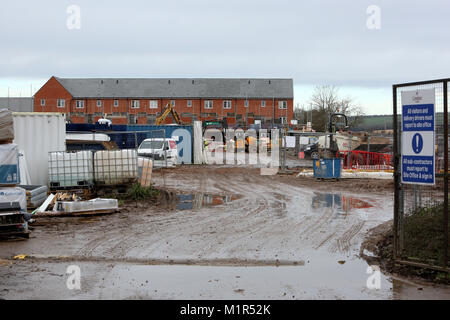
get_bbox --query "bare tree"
[309,85,364,131]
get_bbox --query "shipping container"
[13,112,66,186]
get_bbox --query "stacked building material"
[0,109,19,186]
[0,109,26,213]
[0,144,20,185]
[0,109,14,143]
[19,185,48,209]
[0,187,27,211]
[35,193,118,217]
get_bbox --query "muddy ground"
[0,165,449,299]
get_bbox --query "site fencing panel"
[50,129,174,190]
[66,124,193,164]
[393,79,449,271]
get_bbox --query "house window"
[40,99,45,106]
[114,100,119,107]
[278,101,287,109]
[244,100,249,107]
[149,100,158,109]
[261,100,266,107]
[204,100,213,109]
[171,100,176,106]
[76,100,84,108]
[223,100,232,109]
[97,100,102,107]
[131,100,140,109]
[57,99,65,108]
[280,117,287,124]
[187,100,192,108]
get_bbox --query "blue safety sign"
[401,89,435,185]
[411,133,423,154]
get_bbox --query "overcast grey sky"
[0,0,449,114]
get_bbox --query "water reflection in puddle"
[312,194,374,217]
[176,194,239,211]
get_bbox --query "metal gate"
[393,78,449,271]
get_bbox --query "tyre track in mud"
[330,221,366,253]
[0,166,391,265]
[172,174,271,258]
[236,174,320,255]
[155,168,385,260]
[152,171,289,259]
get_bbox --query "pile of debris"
[35,192,119,217]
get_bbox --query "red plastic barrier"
[336,150,393,171]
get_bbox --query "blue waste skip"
[313,158,342,179]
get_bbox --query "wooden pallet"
[48,187,94,200]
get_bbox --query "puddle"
[176,193,239,211]
[65,253,449,300]
[311,193,374,217]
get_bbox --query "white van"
[138,138,178,165]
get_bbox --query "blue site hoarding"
[401,89,435,185]
[66,124,193,164]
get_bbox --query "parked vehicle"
[138,138,178,163]
[304,142,320,159]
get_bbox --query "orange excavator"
[156,102,183,125]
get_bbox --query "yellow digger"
[155,102,183,125]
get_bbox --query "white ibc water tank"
[94,149,137,185]
[48,151,94,187]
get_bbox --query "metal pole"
[413,185,417,211]
[392,85,400,260]
[283,130,287,171]
[443,81,448,269]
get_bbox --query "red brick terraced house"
[34,77,294,127]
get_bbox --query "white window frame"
[131,100,140,109]
[204,100,213,109]
[57,99,65,108]
[114,100,119,107]
[96,100,102,107]
[76,100,84,108]
[40,99,45,106]
[261,100,266,107]
[171,100,176,106]
[149,100,158,109]
[244,100,249,108]
[187,100,192,108]
[223,100,232,109]
[278,101,287,109]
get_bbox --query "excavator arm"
[156,103,182,125]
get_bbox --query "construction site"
[1,4,450,315]
[0,74,448,301]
